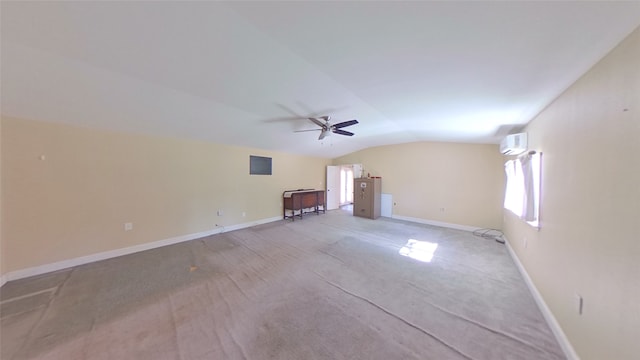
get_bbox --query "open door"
[326,166,340,210]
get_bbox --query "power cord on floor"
[473,228,506,244]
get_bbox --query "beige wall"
[503,28,640,359]
[334,142,505,229]
[1,117,330,273]
[1,119,4,279]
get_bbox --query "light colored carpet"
[1,209,565,359]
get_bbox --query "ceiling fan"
[294,116,359,140]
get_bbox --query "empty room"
[1,2,638,360]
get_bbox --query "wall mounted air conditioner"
[500,133,528,155]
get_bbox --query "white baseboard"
[391,215,483,233]
[504,238,580,360]
[1,216,283,285]
[222,216,282,232]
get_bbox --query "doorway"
[340,167,354,206]
[327,164,362,211]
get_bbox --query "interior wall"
[1,117,330,274]
[334,142,504,229]
[0,119,4,282]
[503,27,640,359]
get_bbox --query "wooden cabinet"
[283,189,325,221]
[354,178,381,219]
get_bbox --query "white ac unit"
[500,133,528,155]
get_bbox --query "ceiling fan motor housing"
[295,116,359,140]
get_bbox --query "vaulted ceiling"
[2,1,639,158]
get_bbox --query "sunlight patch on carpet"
[399,239,438,263]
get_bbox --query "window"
[504,152,542,227]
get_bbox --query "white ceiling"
[2,1,639,158]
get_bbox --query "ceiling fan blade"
[319,115,330,121]
[318,130,329,140]
[308,117,326,128]
[333,129,354,136]
[332,119,358,129]
[294,129,322,133]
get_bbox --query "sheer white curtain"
[504,160,523,216]
[522,152,541,224]
[504,152,541,226]
[520,154,536,221]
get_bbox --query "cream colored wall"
[1,117,330,273]
[1,119,4,281]
[334,142,505,229]
[503,28,640,359]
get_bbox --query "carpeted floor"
[1,208,565,359]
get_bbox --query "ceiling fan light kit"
[294,116,359,140]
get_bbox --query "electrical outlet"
[124,222,133,231]
[242,212,246,217]
[439,207,445,212]
[217,210,223,216]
